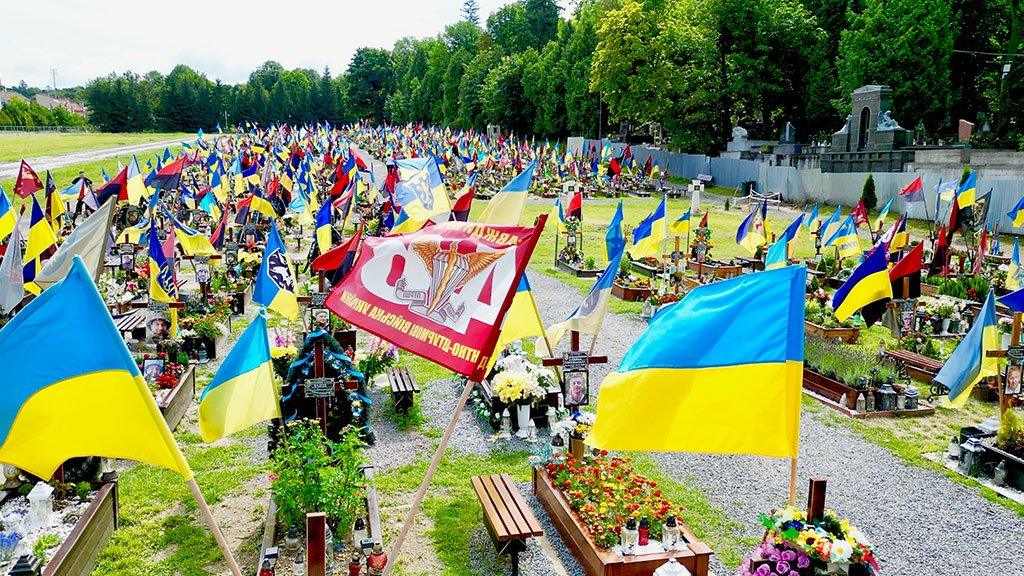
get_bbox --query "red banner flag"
[851,199,868,227]
[326,217,547,380]
[13,160,43,198]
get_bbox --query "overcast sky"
[2,0,512,89]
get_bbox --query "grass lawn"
[0,132,191,162]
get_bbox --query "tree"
[861,173,876,212]
[462,0,481,24]
[524,0,560,48]
[487,3,534,54]
[345,48,394,122]
[249,61,285,91]
[458,48,501,128]
[837,0,954,134]
[481,53,535,134]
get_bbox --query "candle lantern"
[367,542,388,575]
[348,554,363,575]
[621,518,639,554]
[877,380,897,411]
[500,409,512,440]
[855,393,866,413]
[905,387,919,410]
[292,550,305,576]
[352,517,368,551]
[653,558,692,576]
[7,554,40,576]
[638,517,650,546]
[947,436,961,460]
[661,515,681,550]
[551,433,565,457]
[526,421,537,443]
[285,526,301,552]
[258,559,274,576]
[25,483,54,532]
[994,459,1009,487]
[896,388,906,410]
[958,437,985,476]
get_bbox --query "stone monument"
[822,85,915,173]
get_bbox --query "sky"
[1,0,511,89]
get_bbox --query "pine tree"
[462,0,480,25]
[861,174,877,212]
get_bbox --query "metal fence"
[0,125,91,132]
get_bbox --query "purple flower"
[768,550,781,562]
[775,560,790,574]
[789,572,801,576]
[796,555,810,569]
[781,550,796,562]
[755,564,771,576]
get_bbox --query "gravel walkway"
[526,270,1024,576]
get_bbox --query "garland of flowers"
[737,506,879,576]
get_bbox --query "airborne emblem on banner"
[396,241,506,324]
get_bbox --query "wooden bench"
[112,310,146,341]
[696,173,713,185]
[471,473,543,576]
[884,349,943,383]
[385,367,421,414]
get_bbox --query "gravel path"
[526,270,1024,576]
[0,138,183,178]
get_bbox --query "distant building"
[0,91,27,106]
[33,93,87,116]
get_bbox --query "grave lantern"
[947,436,961,460]
[352,517,368,550]
[258,559,274,576]
[292,550,305,575]
[7,554,40,576]
[878,380,897,411]
[994,460,1009,487]
[661,515,681,550]
[855,393,866,413]
[896,388,906,410]
[367,542,388,575]
[905,387,919,410]
[654,558,692,576]
[621,518,639,554]
[550,432,565,457]
[348,554,362,575]
[958,437,986,476]
[25,483,54,532]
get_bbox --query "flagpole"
[789,457,798,505]
[383,378,476,576]
[188,478,243,576]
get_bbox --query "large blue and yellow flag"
[823,214,861,258]
[0,257,192,479]
[22,194,58,290]
[315,200,333,256]
[148,219,177,303]
[165,207,217,257]
[589,266,805,457]
[956,170,977,209]
[198,312,280,442]
[479,160,536,225]
[831,246,892,322]
[605,201,625,260]
[254,221,299,320]
[1008,196,1024,228]
[628,195,666,260]
[394,157,452,224]
[936,291,998,407]
[486,274,546,373]
[1008,238,1024,291]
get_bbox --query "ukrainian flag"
[1008,238,1023,291]
[486,275,546,373]
[198,312,281,442]
[23,194,58,288]
[250,190,277,219]
[956,170,977,208]
[874,198,893,230]
[670,209,691,235]
[209,170,228,204]
[823,214,861,259]
[148,219,177,303]
[254,221,298,320]
[735,206,765,255]
[764,236,788,270]
[242,162,260,185]
[831,246,892,322]
[538,251,622,357]
[394,157,452,223]
[818,205,842,239]
[629,196,666,260]
[803,203,819,232]
[1007,196,1024,228]
[127,156,148,205]
[0,257,192,480]
[0,188,14,243]
[315,200,333,256]
[589,266,805,457]
[166,209,217,257]
[605,201,625,260]
[479,160,536,226]
[937,291,998,406]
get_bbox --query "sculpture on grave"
[877,110,903,131]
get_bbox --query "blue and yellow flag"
[254,221,298,320]
[670,209,691,235]
[735,206,765,255]
[479,160,536,226]
[394,157,452,224]
[1008,238,1024,291]
[831,246,892,322]
[486,275,546,373]
[780,213,803,244]
[874,198,893,230]
[628,195,666,260]
[764,236,788,270]
[605,201,625,260]
[23,194,58,289]
[823,214,861,259]
[315,200,333,256]
[0,257,192,479]
[1008,196,1024,228]
[198,312,281,442]
[0,186,14,242]
[539,251,623,357]
[937,291,998,407]
[148,220,177,303]
[589,266,805,457]
[165,208,217,257]
[956,170,977,209]
[803,203,819,231]
[818,205,842,239]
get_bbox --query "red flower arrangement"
[545,454,683,549]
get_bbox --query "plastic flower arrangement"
[357,336,399,384]
[491,347,555,404]
[736,506,879,576]
[545,455,684,550]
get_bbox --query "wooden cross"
[541,330,608,412]
[181,254,223,299]
[986,311,1022,415]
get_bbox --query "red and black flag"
[210,205,231,250]
[312,223,363,287]
[13,160,42,198]
[607,158,621,177]
[862,242,923,327]
[451,173,477,222]
[152,156,186,191]
[94,166,129,206]
[643,156,653,177]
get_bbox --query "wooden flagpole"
[789,457,798,505]
[188,478,243,576]
[383,377,476,576]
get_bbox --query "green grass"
[92,423,264,576]
[0,131,190,162]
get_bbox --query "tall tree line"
[72,0,1024,152]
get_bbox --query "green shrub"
[33,534,60,563]
[861,174,877,212]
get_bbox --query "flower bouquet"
[491,348,555,437]
[736,506,879,576]
[357,335,399,385]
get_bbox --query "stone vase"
[514,403,532,438]
[569,437,585,461]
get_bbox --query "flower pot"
[569,437,585,461]
[514,403,531,438]
[941,318,951,335]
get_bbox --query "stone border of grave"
[532,467,712,576]
[42,481,118,576]
[802,368,935,419]
[555,259,601,278]
[803,321,860,344]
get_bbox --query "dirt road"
[0,138,183,178]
